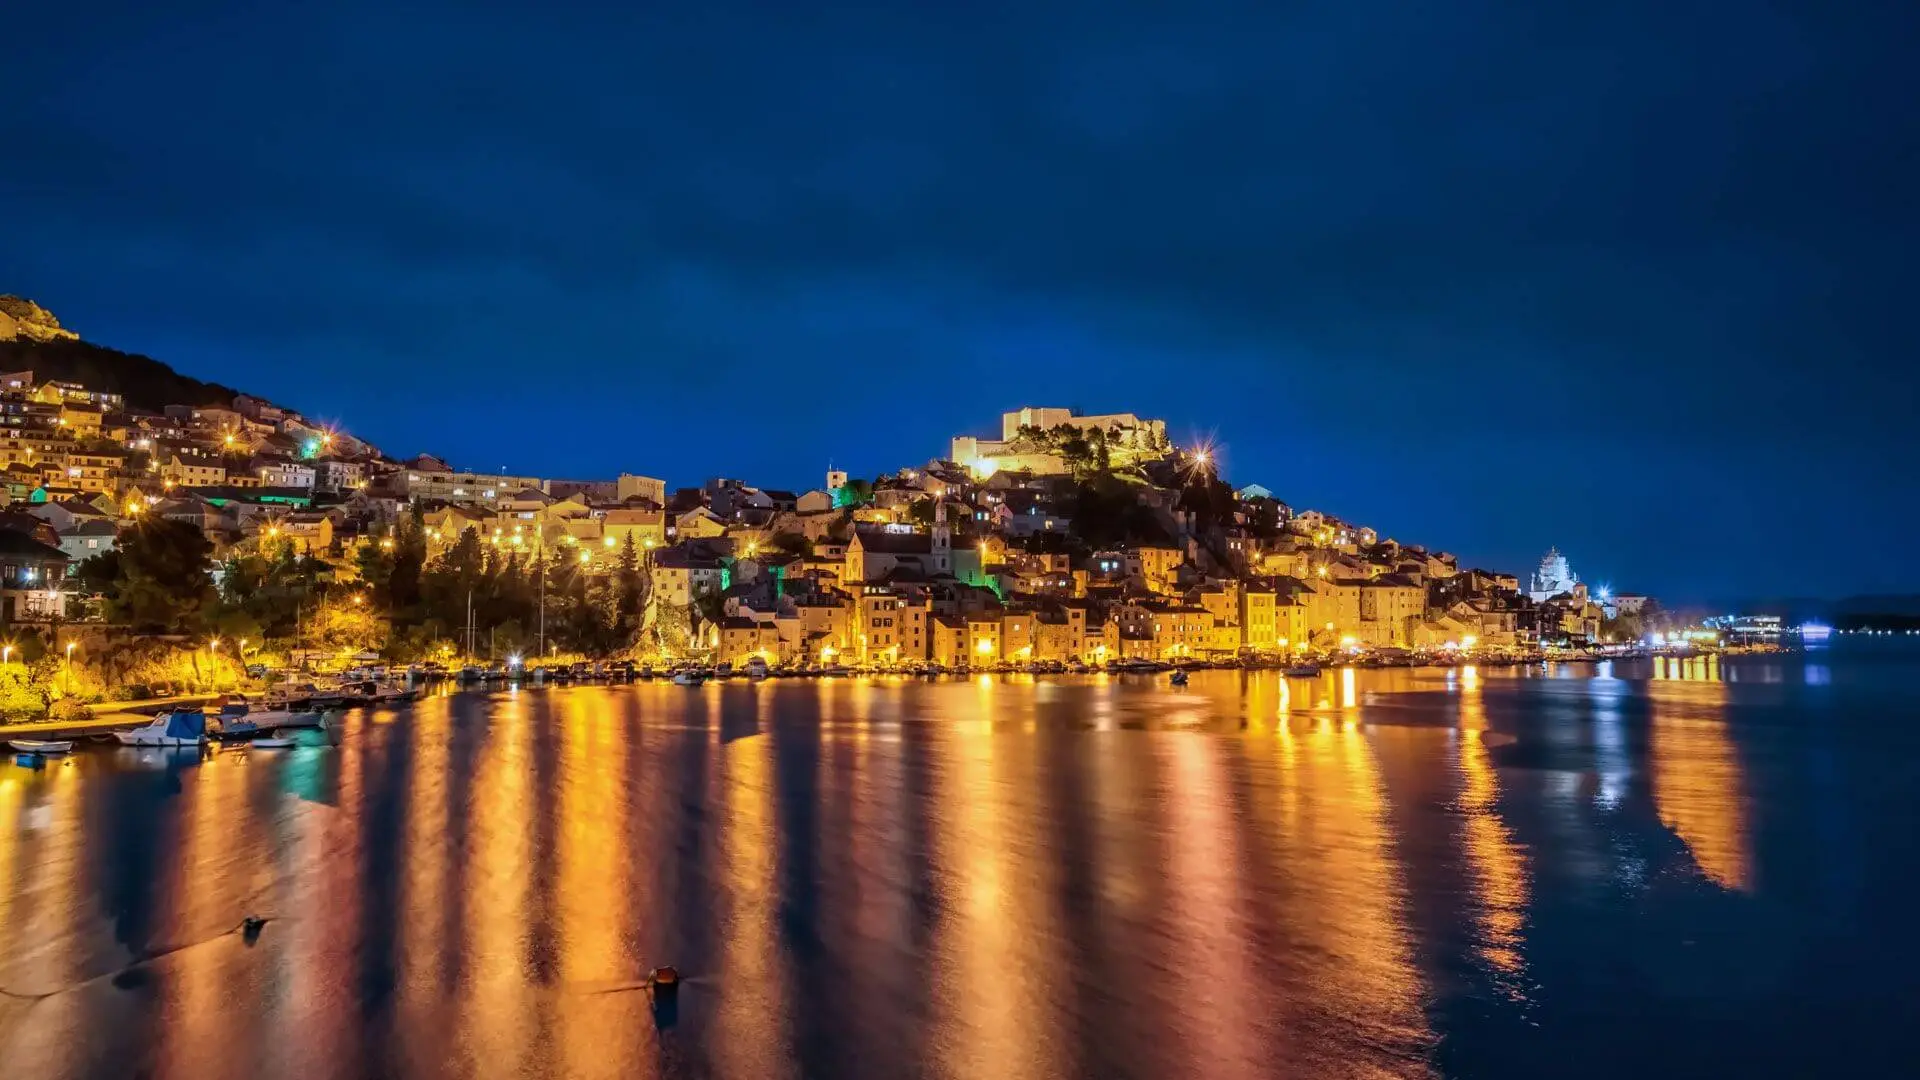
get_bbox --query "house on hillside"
[56,518,117,564]
[0,529,70,621]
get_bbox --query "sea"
[1,640,1915,1079]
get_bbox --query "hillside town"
[0,314,1659,674]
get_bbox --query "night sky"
[3,2,1915,602]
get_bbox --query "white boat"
[671,670,707,686]
[115,709,208,747]
[249,736,297,749]
[212,705,324,738]
[337,680,418,706]
[744,657,770,680]
[9,739,74,754]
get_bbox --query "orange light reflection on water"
[1262,712,1434,1073]
[1163,735,1264,1077]
[1454,665,1530,983]
[1649,654,1752,890]
[711,707,788,1078]
[458,693,535,1076]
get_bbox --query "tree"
[768,531,809,557]
[355,530,397,610]
[833,477,873,509]
[307,597,383,651]
[613,534,649,646]
[109,518,216,632]
[1061,434,1093,475]
[76,550,122,598]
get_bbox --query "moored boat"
[9,739,74,754]
[671,669,708,686]
[1282,664,1322,677]
[115,709,208,747]
[210,704,325,739]
[744,657,770,680]
[1168,670,1189,686]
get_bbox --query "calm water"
[3,644,1917,1079]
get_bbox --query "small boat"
[744,657,770,680]
[263,680,349,711]
[9,739,74,754]
[249,737,297,749]
[333,680,418,707]
[1168,670,1189,686]
[1282,664,1323,678]
[671,669,707,686]
[115,709,208,747]
[212,706,325,739]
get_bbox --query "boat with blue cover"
[114,708,208,747]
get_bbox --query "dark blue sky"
[4,2,1915,601]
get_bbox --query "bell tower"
[932,499,951,574]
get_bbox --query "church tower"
[932,499,951,574]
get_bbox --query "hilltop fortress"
[951,406,1170,478]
